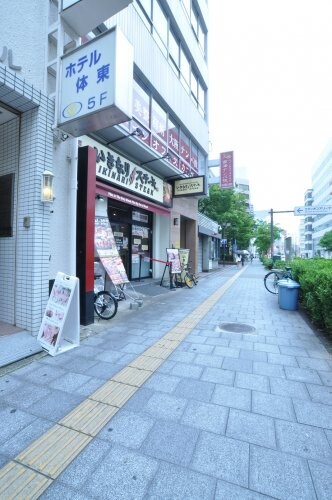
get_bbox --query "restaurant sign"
[58,27,133,137]
[80,136,164,203]
[173,176,205,197]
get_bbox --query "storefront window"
[133,80,150,129]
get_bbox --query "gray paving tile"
[27,390,85,421]
[226,408,276,448]
[252,391,295,421]
[84,361,124,379]
[0,418,53,458]
[201,367,235,385]
[193,353,223,368]
[308,460,332,500]
[2,382,51,409]
[169,351,196,363]
[12,364,67,386]
[250,445,316,499]
[229,340,254,351]
[170,362,203,379]
[95,350,126,363]
[84,445,158,499]
[296,356,330,371]
[222,357,253,374]
[235,372,270,393]
[268,353,298,367]
[147,462,216,500]
[240,349,267,362]
[188,343,214,354]
[318,370,332,386]
[253,361,285,378]
[143,392,187,421]
[279,345,308,356]
[254,343,280,354]
[212,384,251,411]
[306,383,332,405]
[204,337,230,347]
[215,480,274,499]
[293,399,332,429]
[141,420,199,466]
[191,431,249,487]
[40,484,92,499]
[0,407,37,445]
[213,346,240,358]
[174,378,215,402]
[97,409,154,448]
[144,372,180,393]
[75,377,105,397]
[0,374,23,395]
[181,400,228,433]
[284,366,322,384]
[270,377,309,399]
[49,372,92,393]
[276,419,332,463]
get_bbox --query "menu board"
[38,272,80,356]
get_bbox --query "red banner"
[220,151,234,189]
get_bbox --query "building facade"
[0,0,209,335]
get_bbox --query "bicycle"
[174,263,198,289]
[94,274,118,320]
[264,266,293,294]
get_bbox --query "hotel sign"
[173,176,205,197]
[80,136,164,203]
[58,27,133,137]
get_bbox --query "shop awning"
[96,182,171,216]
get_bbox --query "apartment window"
[198,81,205,116]
[133,80,150,128]
[191,71,198,104]
[180,48,190,92]
[182,0,191,19]
[0,174,14,237]
[169,29,180,76]
[152,0,168,57]
[168,117,180,154]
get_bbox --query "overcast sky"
[208,0,332,233]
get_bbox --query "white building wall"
[105,3,208,152]
[312,142,332,256]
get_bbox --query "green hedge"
[288,259,332,333]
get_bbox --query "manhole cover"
[218,322,256,334]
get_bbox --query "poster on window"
[37,272,80,356]
[178,249,190,268]
[166,248,181,274]
[95,216,129,285]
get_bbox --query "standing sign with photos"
[37,272,80,356]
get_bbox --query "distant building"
[311,142,332,257]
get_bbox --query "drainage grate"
[217,322,256,334]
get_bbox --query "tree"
[199,185,255,249]
[320,230,332,251]
[254,220,282,256]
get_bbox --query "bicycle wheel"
[192,273,198,285]
[94,291,118,319]
[264,271,279,294]
[184,273,194,288]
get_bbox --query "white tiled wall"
[0,118,19,324]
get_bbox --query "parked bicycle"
[174,263,198,289]
[264,266,293,294]
[94,274,118,320]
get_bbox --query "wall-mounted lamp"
[95,194,104,202]
[173,217,179,226]
[41,170,54,202]
[107,127,145,146]
[142,153,170,167]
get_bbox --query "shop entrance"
[108,199,152,280]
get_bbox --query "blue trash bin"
[278,279,301,311]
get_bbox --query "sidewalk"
[1,261,332,499]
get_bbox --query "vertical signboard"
[220,151,234,189]
[38,272,80,356]
[58,27,133,137]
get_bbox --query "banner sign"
[58,27,133,136]
[166,248,181,274]
[38,272,80,356]
[95,216,129,285]
[220,151,234,189]
[80,136,164,204]
[173,176,205,197]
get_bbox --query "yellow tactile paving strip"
[0,269,242,497]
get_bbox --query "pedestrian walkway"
[1,261,332,499]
